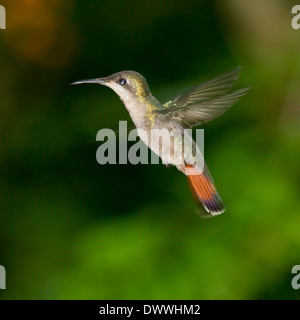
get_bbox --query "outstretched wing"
[156,67,250,128]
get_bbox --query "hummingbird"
[71,67,250,217]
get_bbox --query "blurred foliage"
[0,0,300,300]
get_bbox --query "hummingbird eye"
[118,78,126,85]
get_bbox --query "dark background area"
[0,0,300,299]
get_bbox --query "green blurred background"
[0,0,300,300]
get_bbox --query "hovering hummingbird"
[72,67,250,217]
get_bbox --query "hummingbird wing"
[157,67,250,128]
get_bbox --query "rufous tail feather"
[186,164,225,217]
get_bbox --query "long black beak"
[70,78,108,85]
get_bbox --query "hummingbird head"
[71,71,151,103]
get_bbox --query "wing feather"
[156,67,250,128]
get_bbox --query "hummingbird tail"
[186,164,225,217]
